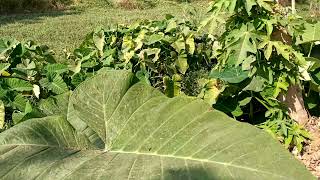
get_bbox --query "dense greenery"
[199,0,320,152]
[2,0,320,153]
[0,70,314,179]
[0,0,75,13]
[1,0,320,179]
[0,17,214,127]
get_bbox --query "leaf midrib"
[110,150,287,179]
[0,144,286,179]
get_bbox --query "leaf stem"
[308,43,314,57]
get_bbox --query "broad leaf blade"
[0,70,314,180]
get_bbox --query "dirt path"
[296,117,320,178]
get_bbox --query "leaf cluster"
[201,0,320,152]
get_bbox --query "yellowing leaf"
[33,85,40,99]
[198,79,223,104]
[93,29,105,57]
[186,35,195,55]
[175,54,189,74]
[123,50,135,63]
[165,19,177,33]
[172,36,185,53]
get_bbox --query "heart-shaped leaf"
[0,70,314,180]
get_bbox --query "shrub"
[0,0,75,14]
[112,0,158,9]
[0,16,215,127]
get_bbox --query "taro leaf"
[296,22,320,45]
[172,36,186,53]
[11,101,41,125]
[198,79,222,105]
[93,29,105,57]
[39,92,71,118]
[306,57,320,72]
[40,74,68,95]
[12,94,28,111]
[5,78,33,92]
[165,19,177,33]
[45,64,69,75]
[186,35,195,55]
[163,74,181,98]
[139,48,160,62]
[81,61,99,68]
[0,63,10,74]
[175,54,189,74]
[145,33,164,45]
[0,70,314,180]
[135,70,150,85]
[210,67,249,83]
[0,100,4,129]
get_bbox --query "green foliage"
[200,0,319,152]
[0,0,75,13]
[0,70,314,179]
[0,16,216,128]
[0,39,70,126]
[68,16,215,97]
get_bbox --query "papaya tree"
[200,0,320,151]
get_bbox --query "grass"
[0,1,208,59]
[0,1,317,59]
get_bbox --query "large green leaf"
[39,92,71,118]
[226,24,257,67]
[210,67,249,83]
[40,74,68,94]
[4,78,33,92]
[0,70,314,180]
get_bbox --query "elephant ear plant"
[0,70,314,179]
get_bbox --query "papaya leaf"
[210,67,249,84]
[244,76,267,92]
[296,22,320,45]
[226,24,257,66]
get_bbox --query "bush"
[0,0,75,14]
[0,16,216,127]
[111,0,158,9]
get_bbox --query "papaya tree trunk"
[271,24,309,126]
[279,85,309,126]
[292,0,296,14]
